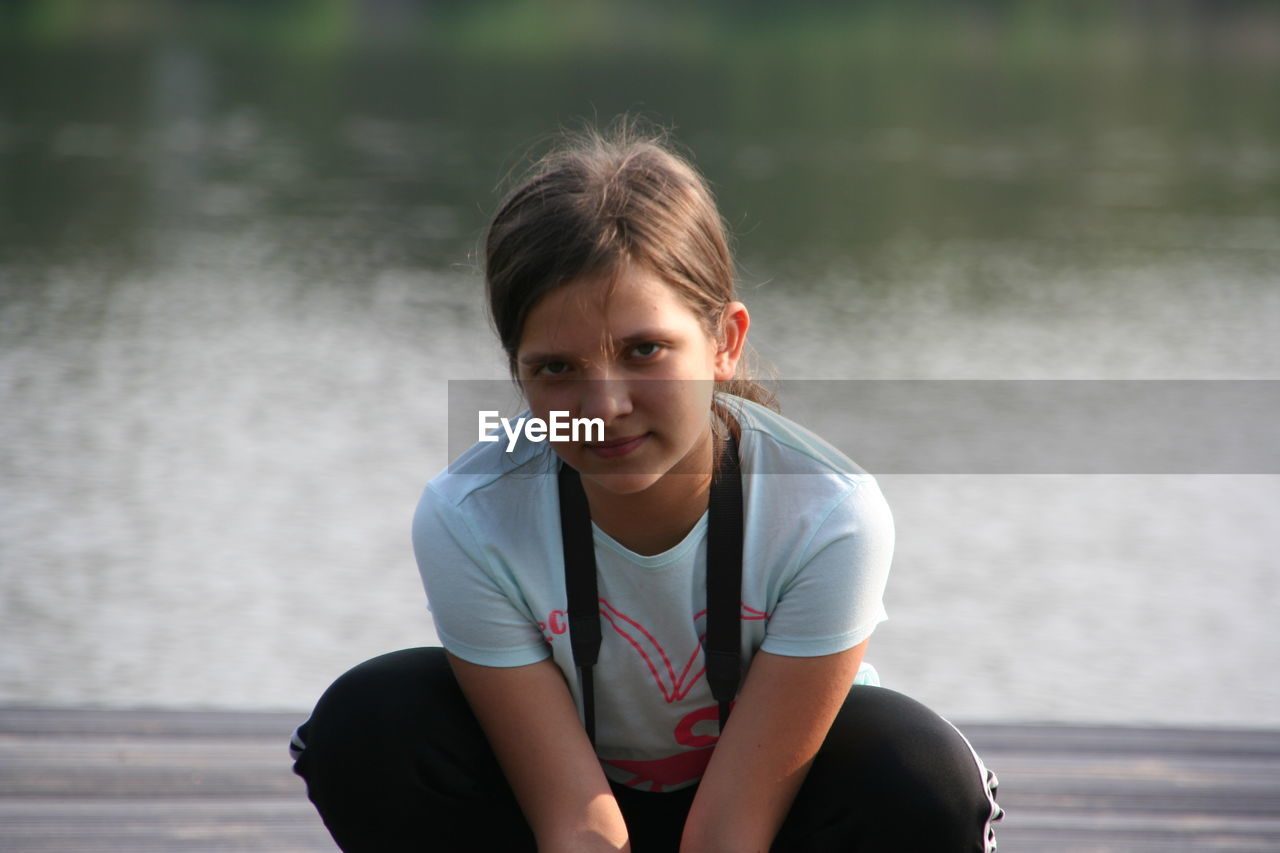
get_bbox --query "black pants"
[292,648,1001,852]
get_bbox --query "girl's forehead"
[518,268,703,353]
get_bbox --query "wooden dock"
[1,706,1277,851]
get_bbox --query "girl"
[292,123,1002,852]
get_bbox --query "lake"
[1,3,1278,726]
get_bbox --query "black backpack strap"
[705,434,744,731]
[558,433,745,745]
[558,462,602,745]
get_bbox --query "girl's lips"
[585,433,648,459]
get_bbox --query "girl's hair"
[483,119,777,411]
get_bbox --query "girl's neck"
[586,474,712,557]
[581,432,715,557]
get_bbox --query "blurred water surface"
[2,4,1278,724]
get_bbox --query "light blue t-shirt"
[413,396,894,791]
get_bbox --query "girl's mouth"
[585,433,648,459]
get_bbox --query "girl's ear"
[713,301,750,382]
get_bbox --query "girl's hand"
[679,641,869,853]
[447,653,631,853]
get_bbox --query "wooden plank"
[962,722,1280,852]
[0,707,306,738]
[0,800,333,853]
[2,708,1278,852]
[963,722,1280,759]
[0,706,332,853]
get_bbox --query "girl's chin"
[557,432,711,494]
[580,470,665,496]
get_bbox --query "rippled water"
[2,20,1278,725]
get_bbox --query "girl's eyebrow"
[516,351,566,366]
[616,328,679,347]
[517,328,678,365]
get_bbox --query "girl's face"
[516,264,747,496]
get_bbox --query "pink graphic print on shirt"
[539,600,769,791]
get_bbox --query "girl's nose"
[577,378,633,423]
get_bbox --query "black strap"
[558,433,743,746]
[557,461,602,744]
[705,435,744,731]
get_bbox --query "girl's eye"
[629,342,662,359]
[535,361,571,377]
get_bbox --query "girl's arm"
[447,653,631,853]
[679,640,869,853]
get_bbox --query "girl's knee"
[292,647,461,780]
[802,687,1002,849]
[293,648,530,849]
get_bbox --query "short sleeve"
[758,478,895,657]
[412,486,551,667]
